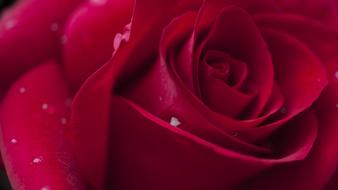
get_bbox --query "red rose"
[0,0,338,190]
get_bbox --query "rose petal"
[200,6,274,118]
[119,6,316,160]
[264,29,327,114]
[199,51,253,118]
[107,96,269,189]
[0,0,83,87]
[239,84,338,190]
[202,0,338,27]
[154,10,254,119]
[121,49,272,156]
[68,0,204,189]
[274,0,338,27]
[160,11,197,92]
[63,0,134,89]
[106,96,316,189]
[119,11,275,156]
[255,14,338,85]
[255,13,338,63]
[0,62,85,190]
[236,29,328,143]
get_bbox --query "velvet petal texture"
[0,0,83,87]
[68,0,204,189]
[120,10,272,156]
[0,62,85,190]
[108,96,270,190]
[199,6,274,118]
[97,1,318,189]
[239,84,338,190]
[106,96,317,190]
[63,0,134,89]
[204,0,338,27]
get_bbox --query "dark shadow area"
[0,0,16,15]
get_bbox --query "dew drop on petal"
[90,0,107,5]
[113,33,123,51]
[170,117,181,127]
[334,71,338,80]
[60,117,67,125]
[10,138,17,144]
[19,87,26,94]
[122,23,131,40]
[41,186,51,190]
[4,20,16,30]
[113,23,131,55]
[32,156,43,164]
[42,103,49,110]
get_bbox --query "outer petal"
[107,96,269,189]
[0,62,85,190]
[239,84,338,190]
[0,0,83,87]
[204,0,338,28]
[274,0,338,28]
[67,0,205,189]
[63,0,134,89]
[235,28,328,143]
[106,96,317,189]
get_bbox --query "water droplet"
[32,156,43,164]
[169,117,181,127]
[60,117,67,125]
[90,0,107,5]
[19,87,26,94]
[42,103,49,110]
[10,138,17,144]
[113,23,131,55]
[4,20,16,30]
[334,71,338,80]
[41,186,51,190]
[336,103,338,108]
[113,33,123,51]
[50,23,59,32]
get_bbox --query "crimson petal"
[63,0,134,89]
[0,0,83,87]
[239,84,338,190]
[68,0,204,189]
[0,62,85,190]
[107,96,311,189]
[201,6,274,118]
